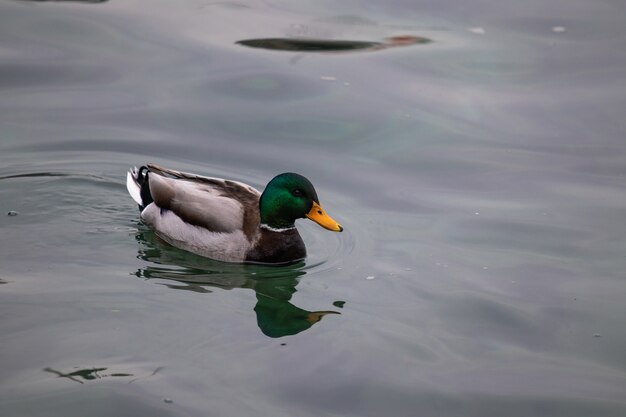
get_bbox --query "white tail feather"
[126,168,143,205]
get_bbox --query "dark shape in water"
[236,35,431,53]
[44,367,132,384]
[237,38,382,52]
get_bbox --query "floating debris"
[366,275,375,280]
[7,210,19,216]
[552,26,566,33]
[593,333,602,338]
[44,367,133,384]
[320,76,337,82]
[163,398,173,404]
[333,301,346,308]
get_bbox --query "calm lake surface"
[1,0,626,416]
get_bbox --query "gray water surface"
[1,0,626,416]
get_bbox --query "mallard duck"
[126,164,342,264]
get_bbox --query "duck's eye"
[292,189,303,197]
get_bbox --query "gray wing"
[146,164,261,235]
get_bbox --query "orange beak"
[305,202,343,232]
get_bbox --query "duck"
[126,163,343,264]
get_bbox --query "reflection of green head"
[259,173,319,229]
[254,293,338,338]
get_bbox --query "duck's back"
[130,164,263,262]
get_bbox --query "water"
[1,0,626,416]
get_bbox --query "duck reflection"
[134,229,339,338]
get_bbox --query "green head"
[259,173,342,232]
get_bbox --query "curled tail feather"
[126,166,153,211]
